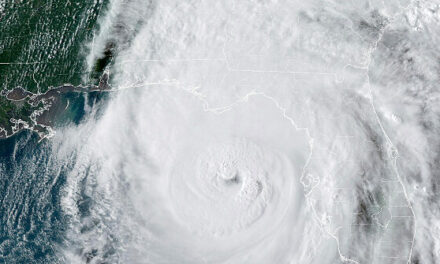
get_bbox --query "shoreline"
[0,73,110,140]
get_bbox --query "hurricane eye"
[219,171,240,184]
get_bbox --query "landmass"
[0,0,111,140]
[0,73,110,139]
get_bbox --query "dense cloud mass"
[48,0,440,263]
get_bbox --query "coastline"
[0,73,110,140]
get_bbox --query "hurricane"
[1,0,440,263]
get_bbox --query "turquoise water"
[0,1,115,261]
[2,1,438,263]
[0,92,101,263]
[0,0,109,136]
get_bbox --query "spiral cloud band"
[52,0,440,263]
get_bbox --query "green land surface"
[0,0,108,137]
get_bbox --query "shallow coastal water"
[2,0,440,263]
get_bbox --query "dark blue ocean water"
[0,131,66,263]
[0,92,105,263]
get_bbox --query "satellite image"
[0,0,439,263]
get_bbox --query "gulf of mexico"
[0,92,102,263]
